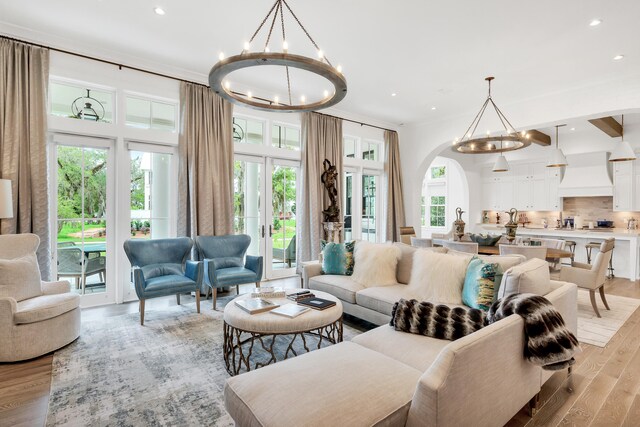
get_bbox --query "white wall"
[401,72,640,228]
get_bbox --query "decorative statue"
[321,159,340,222]
[505,208,519,244]
[454,207,466,241]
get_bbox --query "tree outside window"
[430,196,446,227]
[430,166,446,179]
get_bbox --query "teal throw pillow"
[321,240,355,275]
[462,257,502,310]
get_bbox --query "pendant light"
[492,139,510,172]
[609,115,637,162]
[547,124,568,167]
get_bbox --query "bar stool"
[563,240,576,265]
[586,241,615,278]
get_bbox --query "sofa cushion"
[355,285,420,316]
[14,293,80,324]
[462,258,502,310]
[352,325,450,372]
[497,258,551,299]
[224,342,422,427]
[408,251,472,305]
[320,240,355,275]
[308,275,364,304]
[0,253,42,302]
[394,243,448,284]
[352,242,401,287]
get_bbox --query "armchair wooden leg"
[528,392,540,417]
[196,289,201,313]
[213,287,217,311]
[139,299,145,325]
[256,281,261,288]
[589,290,601,318]
[236,284,240,296]
[599,286,610,310]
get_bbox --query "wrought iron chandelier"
[71,89,105,121]
[209,0,347,113]
[452,77,531,154]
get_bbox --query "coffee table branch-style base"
[223,318,343,376]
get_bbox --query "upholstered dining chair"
[499,244,547,261]
[0,233,80,362]
[560,238,614,318]
[441,240,478,254]
[196,234,263,310]
[399,226,416,245]
[123,237,202,325]
[410,237,433,248]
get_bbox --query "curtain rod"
[0,34,397,134]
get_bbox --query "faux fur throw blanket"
[391,294,579,371]
[486,293,580,370]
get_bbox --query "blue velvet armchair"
[123,237,202,325]
[195,234,263,310]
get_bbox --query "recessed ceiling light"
[613,54,625,61]
[570,127,576,131]
[391,93,397,97]
[431,106,437,110]
[154,7,166,15]
[589,19,602,27]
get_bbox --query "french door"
[121,142,178,301]
[234,155,299,279]
[50,134,116,306]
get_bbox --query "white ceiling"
[1,0,639,126]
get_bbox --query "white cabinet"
[481,167,513,211]
[482,162,562,212]
[613,161,633,212]
[513,162,550,211]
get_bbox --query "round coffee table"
[223,289,343,376]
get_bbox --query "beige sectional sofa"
[225,243,578,426]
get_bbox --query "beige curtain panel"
[297,112,343,267]
[0,39,51,280]
[177,82,234,238]
[385,130,406,242]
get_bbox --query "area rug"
[45,302,362,426]
[576,289,640,347]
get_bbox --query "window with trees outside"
[430,196,446,227]
[431,166,446,179]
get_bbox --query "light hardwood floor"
[1,276,638,427]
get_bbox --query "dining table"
[478,245,573,261]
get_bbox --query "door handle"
[269,225,273,237]
[261,225,265,238]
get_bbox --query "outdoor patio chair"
[123,237,202,325]
[57,246,106,293]
[196,234,263,310]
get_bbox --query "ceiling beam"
[527,130,551,146]
[588,116,623,137]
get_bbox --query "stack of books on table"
[297,297,337,311]
[250,287,286,298]
[286,290,315,302]
[270,303,310,318]
[235,298,279,314]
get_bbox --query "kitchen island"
[474,224,640,280]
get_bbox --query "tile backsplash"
[483,197,639,228]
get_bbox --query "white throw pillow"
[408,250,473,304]
[352,242,401,287]
[0,253,42,302]
[497,258,551,298]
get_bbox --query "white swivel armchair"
[560,238,614,318]
[0,234,81,361]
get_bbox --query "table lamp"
[0,179,13,219]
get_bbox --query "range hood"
[557,152,613,197]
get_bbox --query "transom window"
[125,96,177,131]
[49,80,114,123]
[272,124,300,151]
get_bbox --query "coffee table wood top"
[478,245,573,261]
[223,289,343,334]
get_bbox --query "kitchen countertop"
[475,224,640,239]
